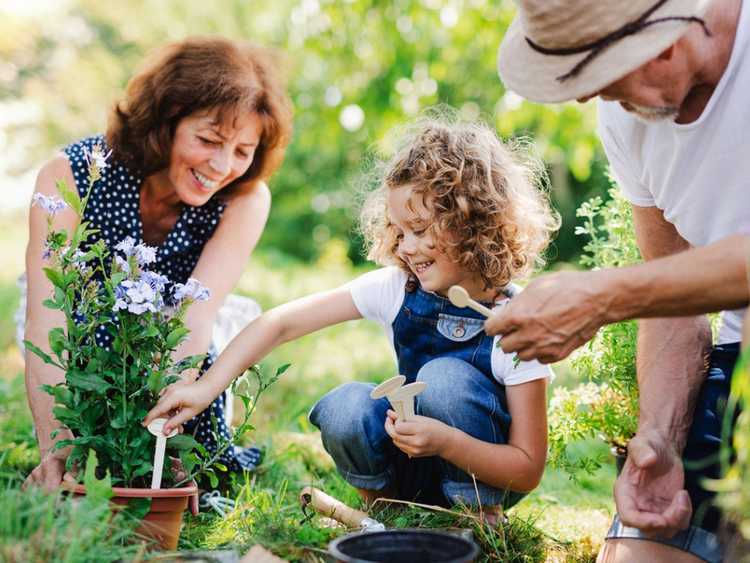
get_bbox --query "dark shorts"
[606,343,739,563]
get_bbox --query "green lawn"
[0,211,614,561]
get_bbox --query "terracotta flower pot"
[63,481,199,550]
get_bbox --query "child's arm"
[385,378,548,493]
[144,286,362,433]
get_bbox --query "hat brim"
[498,0,712,103]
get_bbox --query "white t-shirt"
[346,266,553,386]
[597,0,750,344]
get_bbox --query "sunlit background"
[0,0,608,266]
[0,3,622,556]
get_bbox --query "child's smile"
[387,185,497,302]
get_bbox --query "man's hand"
[143,379,215,435]
[614,432,692,538]
[384,409,455,458]
[484,271,610,364]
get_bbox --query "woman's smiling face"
[166,108,263,206]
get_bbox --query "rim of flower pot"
[62,481,199,498]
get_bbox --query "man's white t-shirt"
[597,0,750,344]
[346,266,553,386]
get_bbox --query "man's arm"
[484,234,748,363]
[613,204,712,536]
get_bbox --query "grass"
[0,211,615,561]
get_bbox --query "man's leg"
[599,343,739,563]
[598,539,704,563]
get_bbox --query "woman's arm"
[173,182,271,382]
[145,285,363,433]
[388,378,548,493]
[24,155,80,489]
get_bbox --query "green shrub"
[548,187,640,480]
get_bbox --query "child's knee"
[416,359,493,414]
[309,382,387,446]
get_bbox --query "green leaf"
[276,363,292,376]
[48,327,67,358]
[147,370,163,395]
[42,298,63,310]
[207,470,218,488]
[52,406,83,428]
[110,272,127,286]
[124,497,152,520]
[83,449,113,502]
[139,326,160,339]
[168,435,201,452]
[23,340,59,367]
[66,371,113,393]
[110,410,128,429]
[179,451,200,475]
[42,384,75,408]
[56,178,82,216]
[166,327,190,349]
[43,267,65,289]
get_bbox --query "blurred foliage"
[1,0,610,265]
[707,346,750,553]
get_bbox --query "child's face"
[388,185,491,299]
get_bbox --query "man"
[492,0,749,561]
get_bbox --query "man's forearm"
[635,316,712,451]
[602,235,749,323]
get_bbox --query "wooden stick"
[448,285,494,317]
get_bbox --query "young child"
[145,118,560,514]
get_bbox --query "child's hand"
[143,379,215,435]
[384,409,455,458]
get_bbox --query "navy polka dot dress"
[64,135,262,475]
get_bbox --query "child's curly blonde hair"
[361,117,560,289]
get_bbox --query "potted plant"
[25,145,278,550]
[547,187,641,480]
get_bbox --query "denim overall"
[310,280,524,508]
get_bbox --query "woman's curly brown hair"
[106,36,293,196]
[361,117,560,290]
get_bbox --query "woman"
[22,37,293,490]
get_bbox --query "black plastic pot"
[328,529,479,563]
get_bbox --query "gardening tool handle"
[300,486,371,528]
[467,300,494,318]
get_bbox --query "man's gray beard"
[623,102,680,123]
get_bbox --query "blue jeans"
[309,357,524,509]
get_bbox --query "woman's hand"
[143,379,216,435]
[384,409,456,458]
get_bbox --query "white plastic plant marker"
[388,381,427,421]
[448,285,494,318]
[370,375,406,400]
[147,417,178,490]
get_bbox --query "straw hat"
[498,0,713,103]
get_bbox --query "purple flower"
[32,193,67,216]
[140,271,169,293]
[113,278,163,315]
[115,255,131,274]
[115,237,136,256]
[83,144,112,171]
[173,278,211,303]
[134,244,157,266]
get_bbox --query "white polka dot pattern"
[63,135,262,476]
